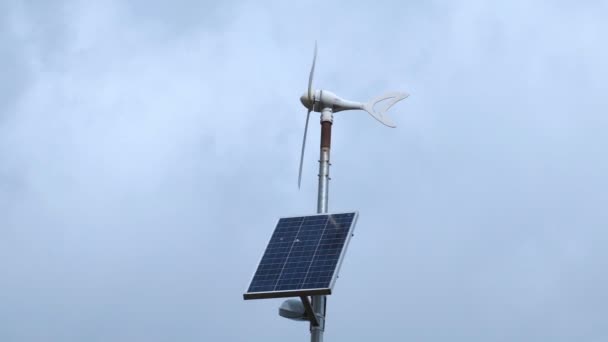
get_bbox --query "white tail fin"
[362,92,409,128]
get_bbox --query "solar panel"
[244,212,358,300]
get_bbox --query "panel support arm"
[300,296,320,327]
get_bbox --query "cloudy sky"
[1,0,607,341]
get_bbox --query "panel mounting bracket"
[300,296,319,327]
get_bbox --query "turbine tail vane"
[362,92,409,128]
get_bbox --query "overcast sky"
[1,1,608,341]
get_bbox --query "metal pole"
[311,108,333,342]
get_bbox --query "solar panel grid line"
[253,220,301,291]
[274,216,327,291]
[243,216,300,294]
[271,217,308,291]
[274,214,346,290]
[299,216,332,288]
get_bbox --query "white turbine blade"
[298,109,312,189]
[362,92,409,128]
[308,41,317,103]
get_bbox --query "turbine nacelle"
[300,90,364,113]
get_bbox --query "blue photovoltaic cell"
[244,212,357,299]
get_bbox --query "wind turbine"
[293,42,409,342]
[297,41,409,189]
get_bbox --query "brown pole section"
[320,121,332,149]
